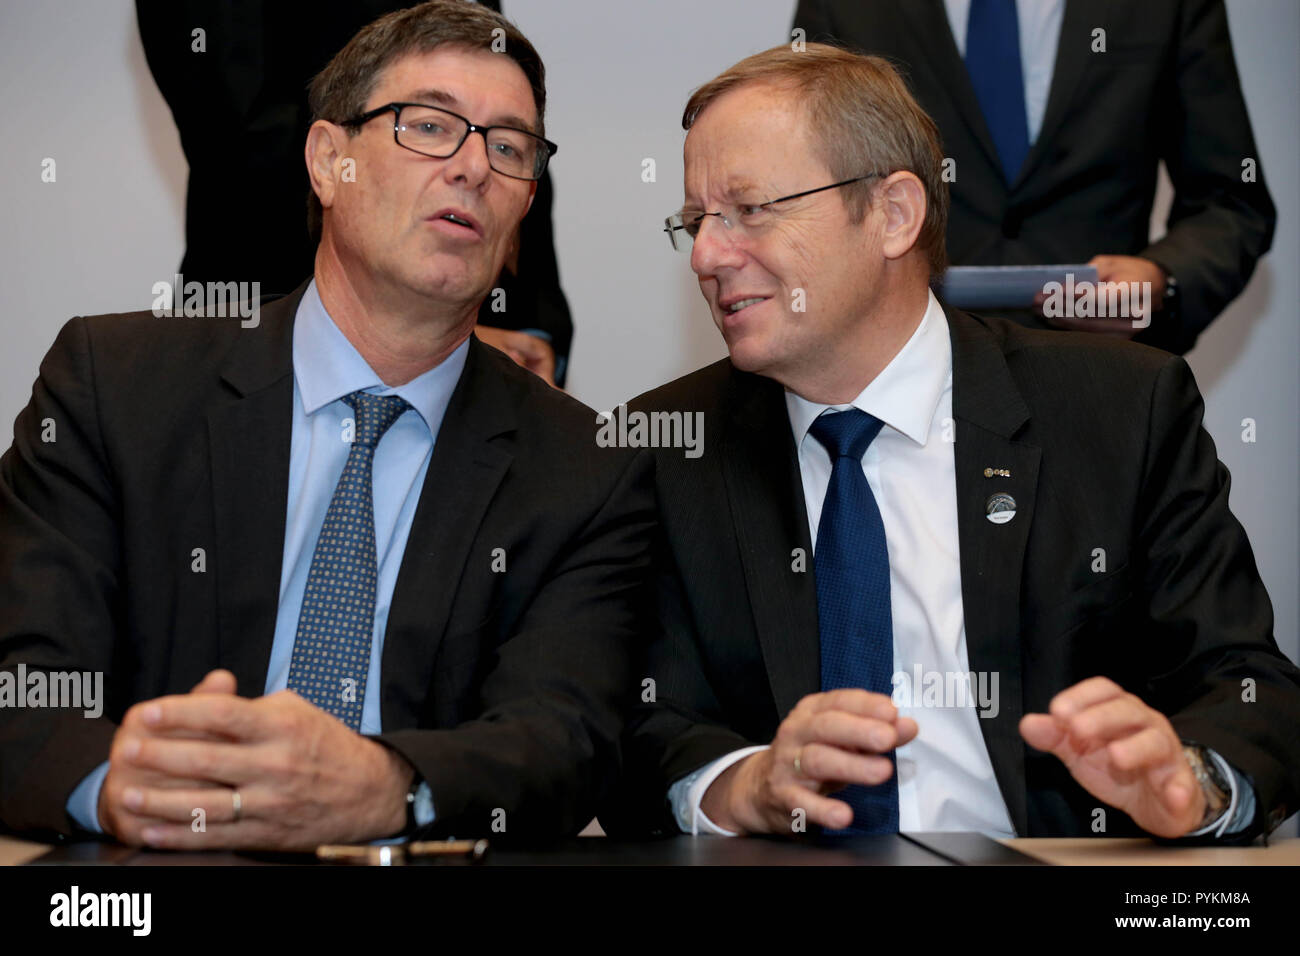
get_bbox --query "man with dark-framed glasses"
[0,0,653,850]
[604,43,1300,844]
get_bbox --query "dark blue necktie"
[810,409,898,834]
[966,0,1030,184]
[287,390,410,730]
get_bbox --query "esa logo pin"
[985,493,1017,524]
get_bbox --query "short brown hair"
[682,43,948,276]
[305,0,547,243]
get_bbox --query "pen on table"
[316,839,489,864]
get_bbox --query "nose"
[690,213,745,277]
[441,128,493,189]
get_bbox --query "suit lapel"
[208,285,304,698]
[948,307,1039,836]
[720,369,820,720]
[379,339,515,729]
[898,0,1004,180]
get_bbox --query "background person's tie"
[966,0,1030,184]
[809,409,899,834]
[286,390,411,730]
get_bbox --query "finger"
[123,785,246,825]
[138,693,263,740]
[1048,677,1127,719]
[139,820,275,851]
[803,711,906,755]
[508,333,547,361]
[1063,696,1155,749]
[1159,772,1200,820]
[807,689,900,723]
[797,742,895,788]
[775,785,856,832]
[1106,725,1177,774]
[895,716,919,746]
[1088,254,1117,279]
[125,736,254,786]
[1019,712,1069,755]
[190,669,237,695]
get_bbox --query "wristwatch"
[1182,744,1230,829]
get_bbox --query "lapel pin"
[983,467,1011,478]
[986,493,1017,524]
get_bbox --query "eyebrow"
[403,89,538,133]
[682,179,769,210]
[721,179,765,200]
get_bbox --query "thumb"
[1020,713,1068,756]
[191,669,237,695]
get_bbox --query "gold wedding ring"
[794,748,803,776]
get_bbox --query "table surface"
[3,832,1297,866]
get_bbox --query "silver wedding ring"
[231,788,242,823]
[794,749,803,776]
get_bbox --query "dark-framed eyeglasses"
[341,102,557,181]
[663,173,889,252]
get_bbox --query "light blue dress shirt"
[67,279,467,832]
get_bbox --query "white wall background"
[0,2,1295,692]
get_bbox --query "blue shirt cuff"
[66,760,110,834]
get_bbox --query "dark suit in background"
[135,0,575,382]
[793,0,1275,354]
[603,307,1300,841]
[0,283,650,838]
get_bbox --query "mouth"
[427,207,484,238]
[719,295,772,319]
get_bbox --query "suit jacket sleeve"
[1137,354,1300,841]
[599,528,757,837]
[376,447,655,837]
[0,318,122,837]
[1131,0,1274,352]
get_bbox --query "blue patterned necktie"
[286,390,411,730]
[966,0,1030,184]
[809,409,899,834]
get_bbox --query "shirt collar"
[292,278,470,429]
[785,288,951,448]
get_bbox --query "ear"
[305,120,350,214]
[876,171,927,263]
[524,179,538,217]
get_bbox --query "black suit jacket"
[602,305,1300,841]
[793,0,1276,354]
[0,283,651,840]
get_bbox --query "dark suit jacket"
[135,0,574,382]
[601,304,1300,841]
[793,0,1276,354]
[0,283,651,840]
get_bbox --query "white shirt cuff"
[667,745,768,836]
